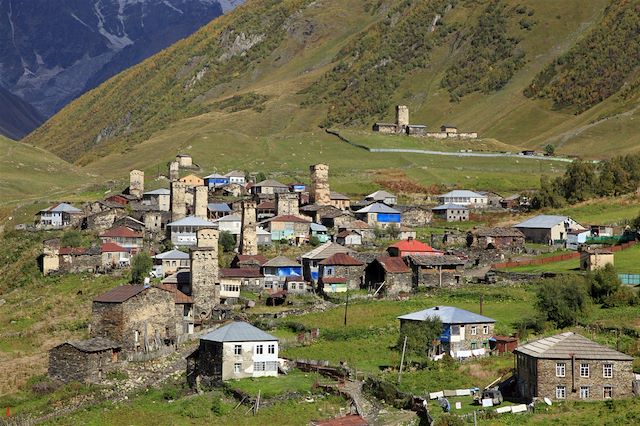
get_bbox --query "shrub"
[219,231,236,253]
[61,230,83,247]
[131,252,153,283]
[106,370,129,381]
[603,286,638,308]
[536,276,590,328]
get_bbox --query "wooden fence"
[492,241,636,269]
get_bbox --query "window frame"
[580,363,590,378]
[603,363,613,379]
[555,362,566,378]
[234,344,242,355]
[234,363,242,373]
[579,386,590,399]
[482,325,489,334]
[470,326,477,336]
[603,386,613,399]
[556,385,566,399]
[268,344,275,354]
[255,344,264,355]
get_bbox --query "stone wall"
[129,170,144,199]
[194,186,208,220]
[48,345,117,383]
[401,208,432,227]
[59,253,101,273]
[239,201,258,255]
[84,209,118,232]
[396,105,409,128]
[322,264,365,290]
[42,239,60,275]
[385,272,413,295]
[190,229,220,318]
[310,164,330,206]
[144,212,163,233]
[276,193,299,216]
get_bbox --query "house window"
[482,325,489,334]
[254,362,266,371]
[268,344,275,354]
[451,325,460,336]
[470,326,477,336]
[234,345,242,355]
[556,386,566,399]
[266,361,278,371]
[603,363,613,378]
[556,363,566,377]
[234,363,242,373]
[579,386,590,399]
[580,363,589,378]
[471,342,478,349]
[603,386,613,399]
[256,344,264,355]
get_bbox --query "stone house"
[58,246,102,273]
[99,226,144,252]
[318,207,354,229]
[152,249,190,276]
[225,170,245,185]
[398,205,432,227]
[329,191,351,210]
[187,321,279,386]
[365,190,397,206]
[257,227,272,246]
[354,203,401,229]
[398,306,495,359]
[167,216,217,246]
[219,268,264,299]
[514,332,635,401]
[261,256,302,291]
[284,276,310,294]
[261,215,311,243]
[310,222,330,243]
[407,255,465,287]
[91,285,177,353]
[580,250,614,271]
[36,203,83,228]
[176,154,193,168]
[230,254,269,269]
[114,215,146,232]
[142,188,171,211]
[514,215,584,244]
[432,204,469,222]
[251,179,289,195]
[301,242,354,282]
[256,200,276,221]
[157,283,195,336]
[398,226,417,240]
[83,209,120,232]
[500,194,521,210]
[100,242,131,268]
[364,256,412,295]
[48,337,121,383]
[335,230,362,246]
[338,220,375,242]
[475,228,525,250]
[438,190,487,207]
[387,238,442,257]
[318,253,365,290]
[214,213,242,237]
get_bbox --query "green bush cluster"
[211,92,269,113]
[441,0,525,101]
[524,0,640,112]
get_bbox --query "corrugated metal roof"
[355,203,400,214]
[63,337,121,353]
[93,285,147,303]
[375,256,410,273]
[153,249,189,260]
[366,190,396,200]
[398,306,495,324]
[207,203,232,212]
[200,321,278,343]
[267,215,311,223]
[514,215,571,229]
[330,191,350,200]
[143,188,170,195]
[514,332,633,360]
[262,255,300,267]
[255,179,288,188]
[157,283,193,304]
[41,202,83,213]
[439,190,484,199]
[167,216,217,227]
[220,268,264,278]
[216,213,241,223]
[99,226,143,238]
[322,277,347,284]
[475,227,525,238]
[100,242,128,253]
[302,242,354,260]
[388,239,439,253]
[310,223,328,231]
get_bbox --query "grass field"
[549,196,640,226]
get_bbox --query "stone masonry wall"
[129,170,144,199]
[240,200,258,255]
[310,164,330,206]
[171,181,187,221]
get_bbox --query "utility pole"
[344,287,349,326]
[398,336,408,383]
[479,294,484,315]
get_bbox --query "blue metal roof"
[398,306,495,324]
[310,223,328,232]
[201,321,278,342]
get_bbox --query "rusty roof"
[388,239,439,253]
[234,254,269,266]
[321,277,347,284]
[99,226,142,238]
[375,256,410,273]
[266,214,311,223]
[59,247,88,255]
[311,415,368,426]
[100,242,129,253]
[220,268,264,278]
[157,283,193,304]
[319,252,364,266]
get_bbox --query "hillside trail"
[340,380,415,425]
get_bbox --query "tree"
[398,317,443,358]
[61,230,83,247]
[386,224,400,239]
[219,231,236,253]
[587,264,621,304]
[131,252,152,284]
[536,276,590,328]
[544,144,555,156]
[309,235,321,246]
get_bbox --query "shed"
[48,337,121,383]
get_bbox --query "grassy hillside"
[22,0,640,170]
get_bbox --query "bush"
[61,230,83,247]
[106,370,129,381]
[515,314,546,338]
[219,231,236,253]
[309,235,321,247]
[536,276,590,328]
[603,286,638,308]
[587,264,622,304]
[131,252,153,283]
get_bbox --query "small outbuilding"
[48,337,121,383]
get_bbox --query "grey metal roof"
[514,215,571,229]
[262,255,300,268]
[439,190,485,199]
[144,188,170,195]
[153,249,189,260]
[225,170,245,177]
[355,202,400,214]
[432,203,468,211]
[201,321,278,343]
[310,223,328,232]
[207,203,232,212]
[398,306,495,324]
[255,179,288,188]
[42,203,82,213]
[514,332,633,361]
[167,216,217,227]
[366,190,396,200]
[204,173,227,179]
[330,191,350,200]
[302,241,354,260]
[215,213,241,222]
[64,337,121,353]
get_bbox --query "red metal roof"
[257,200,275,209]
[388,239,438,253]
[99,226,143,238]
[321,276,347,284]
[376,256,410,273]
[220,268,264,278]
[319,252,364,266]
[100,242,129,253]
[157,283,193,304]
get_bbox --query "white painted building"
[437,190,488,207]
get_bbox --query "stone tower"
[396,105,409,130]
[276,192,299,216]
[42,239,60,275]
[129,170,144,199]
[190,228,219,319]
[239,200,258,255]
[168,161,179,181]
[171,181,187,222]
[194,186,208,220]
[309,164,330,206]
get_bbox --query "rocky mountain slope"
[24,0,640,166]
[0,0,243,120]
[0,85,43,139]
